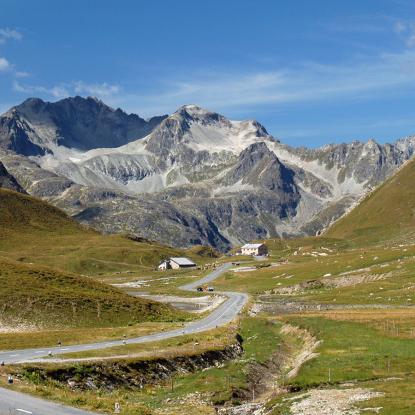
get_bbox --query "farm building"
[158,257,196,270]
[158,260,170,271]
[241,243,268,256]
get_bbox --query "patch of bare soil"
[134,294,226,313]
[0,321,40,333]
[271,272,394,296]
[156,392,212,414]
[286,387,384,415]
[219,324,320,415]
[323,273,392,289]
[280,324,320,379]
[218,403,265,415]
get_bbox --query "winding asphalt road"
[0,262,248,414]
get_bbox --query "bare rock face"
[0,110,47,156]
[0,161,25,193]
[0,96,167,154]
[1,98,414,250]
[222,142,298,194]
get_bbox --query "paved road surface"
[180,262,234,290]
[0,262,247,414]
[0,387,99,415]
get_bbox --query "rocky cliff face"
[0,96,167,154]
[0,161,25,193]
[1,98,413,250]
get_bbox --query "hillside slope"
[0,189,195,327]
[0,258,182,328]
[0,187,88,237]
[0,188,201,275]
[325,158,415,245]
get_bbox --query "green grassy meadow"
[267,312,415,414]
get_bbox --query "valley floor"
[2,237,415,414]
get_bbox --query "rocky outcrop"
[0,161,25,193]
[19,340,243,391]
[222,142,298,194]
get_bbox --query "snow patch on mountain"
[185,120,270,154]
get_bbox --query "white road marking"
[17,409,33,414]
[10,354,19,357]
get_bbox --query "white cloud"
[73,81,120,97]
[116,49,415,117]
[13,47,415,117]
[12,80,120,100]
[394,21,407,34]
[13,81,69,98]
[14,71,30,78]
[11,43,415,119]
[0,57,11,71]
[393,20,415,47]
[0,28,22,44]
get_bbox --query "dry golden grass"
[286,308,415,339]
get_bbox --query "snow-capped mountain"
[35,104,272,193]
[1,97,414,250]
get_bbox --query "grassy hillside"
[0,258,184,328]
[325,159,415,245]
[0,187,87,236]
[0,188,203,275]
[0,189,197,328]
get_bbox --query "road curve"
[0,263,247,415]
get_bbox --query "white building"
[158,257,196,270]
[241,243,268,256]
[158,260,170,271]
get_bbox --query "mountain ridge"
[1,96,414,250]
[0,96,168,155]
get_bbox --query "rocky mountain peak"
[0,96,167,155]
[239,141,273,159]
[363,138,381,152]
[173,104,231,127]
[144,105,271,160]
[144,114,191,158]
[20,97,46,109]
[249,120,271,138]
[395,135,415,158]
[224,142,298,193]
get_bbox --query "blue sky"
[1,0,415,147]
